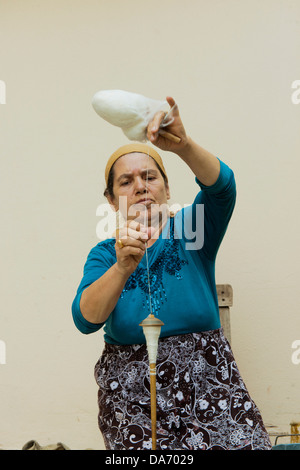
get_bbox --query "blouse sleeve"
[71,243,115,334]
[180,158,236,260]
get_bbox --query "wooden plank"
[219,306,231,343]
[217,284,233,307]
[217,285,233,343]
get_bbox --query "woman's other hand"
[147,96,188,153]
[115,220,153,276]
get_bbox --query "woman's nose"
[134,177,147,193]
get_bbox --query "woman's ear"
[166,182,171,200]
[106,194,118,212]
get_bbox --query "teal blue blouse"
[72,159,236,345]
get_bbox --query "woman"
[72,97,272,450]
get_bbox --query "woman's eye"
[121,181,129,186]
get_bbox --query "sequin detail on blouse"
[120,217,188,315]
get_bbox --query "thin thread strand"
[144,144,153,316]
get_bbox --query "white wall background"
[0,0,299,450]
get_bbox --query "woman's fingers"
[115,219,156,275]
[123,220,152,240]
[146,96,187,151]
[116,235,146,250]
[116,221,150,254]
[117,244,146,258]
[166,96,177,110]
[127,227,148,241]
[147,110,167,141]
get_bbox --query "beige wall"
[0,0,299,450]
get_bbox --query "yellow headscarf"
[105,143,167,185]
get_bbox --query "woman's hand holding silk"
[146,96,189,153]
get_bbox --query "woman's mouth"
[136,198,153,205]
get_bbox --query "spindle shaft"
[150,363,157,450]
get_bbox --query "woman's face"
[107,152,170,227]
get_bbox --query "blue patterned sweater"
[72,159,236,345]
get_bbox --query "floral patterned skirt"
[94,328,272,450]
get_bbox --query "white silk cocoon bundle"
[92,89,168,141]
